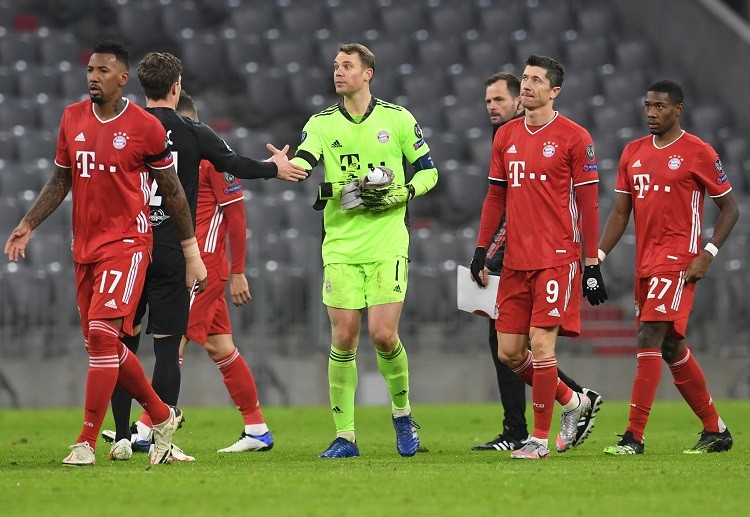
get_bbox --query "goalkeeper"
[287,43,438,459]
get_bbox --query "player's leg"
[604,321,667,455]
[366,257,419,457]
[208,333,273,452]
[319,262,363,458]
[472,318,527,451]
[662,338,731,453]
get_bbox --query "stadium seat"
[565,36,612,72]
[601,71,647,104]
[379,3,425,35]
[0,195,22,234]
[416,37,464,70]
[368,37,416,70]
[440,162,487,225]
[15,64,61,97]
[15,128,56,163]
[224,33,270,73]
[279,2,327,38]
[444,103,487,138]
[407,105,444,134]
[179,32,227,92]
[1,164,42,196]
[268,37,316,68]
[527,3,573,37]
[477,3,525,34]
[160,0,203,35]
[0,32,39,64]
[115,0,162,53]
[229,2,277,35]
[329,3,378,36]
[577,3,618,34]
[614,39,653,72]
[38,30,82,65]
[401,67,449,108]
[427,1,475,35]
[289,66,333,112]
[35,97,67,130]
[244,66,291,123]
[592,104,638,134]
[451,73,485,106]
[429,131,468,168]
[514,38,562,67]
[0,97,37,128]
[559,70,600,104]
[464,37,514,77]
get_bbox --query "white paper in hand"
[456,265,499,319]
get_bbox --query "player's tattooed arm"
[23,165,72,230]
[151,165,195,241]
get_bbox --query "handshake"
[335,167,415,212]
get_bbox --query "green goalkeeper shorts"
[322,257,409,309]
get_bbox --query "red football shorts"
[75,249,150,337]
[186,267,232,345]
[495,261,581,337]
[634,271,695,340]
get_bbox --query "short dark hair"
[137,52,182,101]
[647,80,684,104]
[485,73,521,98]
[93,39,129,69]
[176,90,197,121]
[524,54,564,88]
[338,43,375,72]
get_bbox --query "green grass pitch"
[1,401,748,516]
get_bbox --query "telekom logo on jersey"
[633,174,651,199]
[76,151,117,177]
[508,161,548,186]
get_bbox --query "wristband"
[181,237,200,258]
[597,249,607,262]
[704,243,718,257]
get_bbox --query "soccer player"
[173,91,273,453]
[103,52,305,460]
[471,73,603,452]
[4,40,197,466]
[289,43,438,458]
[599,80,738,455]
[472,55,607,459]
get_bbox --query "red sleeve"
[570,126,598,187]
[576,182,599,258]
[693,142,732,197]
[223,199,247,274]
[477,182,506,248]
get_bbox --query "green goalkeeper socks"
[376,340,410,411]
[328,346,358,435]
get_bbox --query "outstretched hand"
[266,143,308,182]
[5,221,32,262]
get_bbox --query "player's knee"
[660,338,684,362]
[369,327,398,349]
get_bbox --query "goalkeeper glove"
[361,183,415,211]
[582,264,608,305]
[314,177,357,211]
[469,247,487,287]
[340,180,362,210]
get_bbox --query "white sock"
[245,423,269,436]
[136,420,152,440]
[717,417,727,433]
[528,436,549,448]
[562,392,581,412]
[392,405,411,418]
[337,431,356,443]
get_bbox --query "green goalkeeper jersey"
[292,97,438,266]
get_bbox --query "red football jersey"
[55,99,173,263]
[195,160,245,277]
[615,131,732,277]
[489,112,599,270]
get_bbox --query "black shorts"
[132,245,189,335]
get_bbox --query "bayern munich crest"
[668,155,683,170]
[542,141,557,157]
[112,132,129,149]
[377,130,390,143]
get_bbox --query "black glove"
[470,247,487,287]
[582,264,608,305]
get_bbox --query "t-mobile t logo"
[76,151,117,177]
[508,161,525,187]
[633,173,650,198]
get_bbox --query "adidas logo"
[331,140,342,148]
[393,285,402,293]
[547,307,561,317]
[104,299,118,309]
[655,304,667,314]
[632,159,641,167]
[507,144,517,153]
[395,389,407,396]
[75,132,86,142]
[331,406,343,414]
